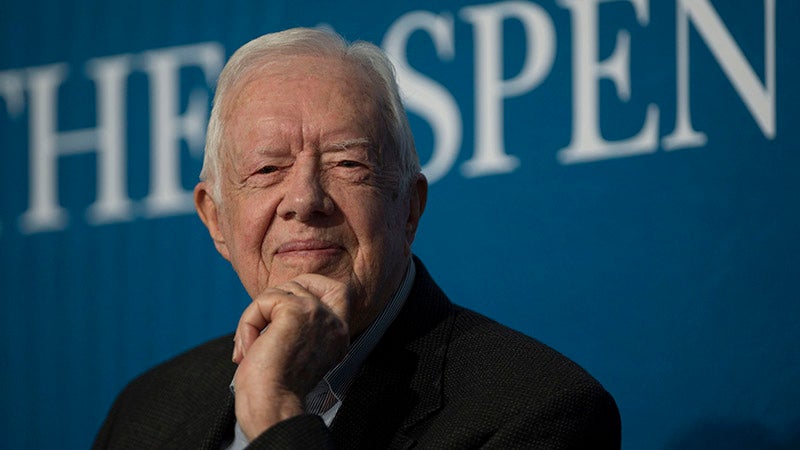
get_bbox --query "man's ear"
[194,182,231,261]
[405,173,428,250]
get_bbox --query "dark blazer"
[94,258,621,449]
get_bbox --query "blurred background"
[2,0,798,448]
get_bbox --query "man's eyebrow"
[326,137,372,151]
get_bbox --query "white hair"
[200,28,420,201]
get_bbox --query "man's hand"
[231,274,351,440]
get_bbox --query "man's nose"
[276,159,335,221]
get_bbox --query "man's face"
[195,55,425,335]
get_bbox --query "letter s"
[383,11,462,184]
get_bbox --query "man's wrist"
[236,391,305,440]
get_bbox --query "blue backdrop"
[2,1,798,448]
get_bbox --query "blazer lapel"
[199,391,237,449]
[157,389,235,450]
[331,258,455,449]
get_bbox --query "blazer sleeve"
[246,414,336,449]
[91,398,119,449]
[482,382,621,450]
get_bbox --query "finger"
[275,280,313,299]
[233,288,292,363]
[288,274,351,321]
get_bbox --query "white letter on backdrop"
[20,58,133,234]
[383,11,462,184]
[557,0,659,164]
[141,43,224,216]
[84,55,136,225]
[663,0,775,150]
[460,1,556,177]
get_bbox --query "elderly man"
[94,28,621,449]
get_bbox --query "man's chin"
[271,255,351,283]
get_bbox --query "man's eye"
[256,166,279,174]
[338,160,363,168]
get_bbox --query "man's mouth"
[275,240,343,256]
